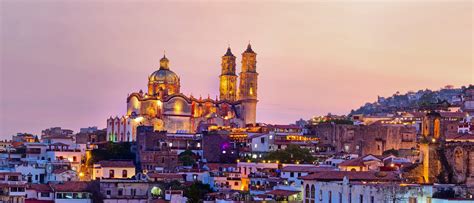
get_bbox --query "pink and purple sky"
[1,1,472,138]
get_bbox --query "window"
[329,191,332,203]
[106,190,111,195]
[305,184,310,200]
[40,192,50,197]
[109,170,115,178]
[359,195,363,203]
[290,172,294,177]
[73,156,77,162]
[118,188,123,196]
[339,192,342,203]
[409,197,417,203]
[261,137,265,144]
[298,172,301,177]
[122,170,127,178]
[234,182,239,186]
[371,196,375,203]
[319,190,322,201]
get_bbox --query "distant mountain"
[349,85,474,115]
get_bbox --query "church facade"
[107,44,259,142]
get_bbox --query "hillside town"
[1,44,474,203]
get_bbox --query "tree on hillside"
[88,142,135,166]
[265,144,315,164]
[184,182,213,203]
[179,150,196,166]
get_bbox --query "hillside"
[350,85,474,115]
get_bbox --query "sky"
[1,0,472,138]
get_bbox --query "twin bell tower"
[219,44,258,125]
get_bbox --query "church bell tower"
[219,47,238,101]
[238,44,258,125]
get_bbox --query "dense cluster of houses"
[1,89,473,203]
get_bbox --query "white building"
[300,171,433,203]
[26,184,54,202]
[92,160,136,180]
[51,181,92,203]
[45,143,83,171]
[280,165,337,189]
[178,169,211,184]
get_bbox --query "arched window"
[122,170,127,178]
[305,184,310,203]
[109,170,115,178]
[311,185,316,201]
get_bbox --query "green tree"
[184,182,212,203]
[88,142,135,166]
[265,144,315,164]
[179,150,196,166]
[382,149,399,156]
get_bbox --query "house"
[280,165,337,188]
[0,172,27,203]
[92,160,136,180]
[26,184,54,202]
[338,154,383,171]
[99,179,150,203]
[44,142,82,172]
[48,169,78,183]
[177,168,211,184]
[50,181,92,203]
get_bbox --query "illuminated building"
[107,44,259,142]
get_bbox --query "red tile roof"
[300,171,400,182]
[265,189,300,197]
[52,169,70,174]
[27,184,53,192]
[147,172,183,180]
[446,134,474,142]
[50,181,90,192]
[205,163,237,171]
[439,112,467,118]
[281,165,336,173]
[25,200,54,203]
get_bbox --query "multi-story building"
[41,127,74,138]
[301,171,401,203]
[100,179,150,203]
[310,122,417,156]
[135,127,179,172]
[0,172,26,203]
[26,184,54,202]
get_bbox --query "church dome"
[148,55,180,84]
[148,55,181,96]
[149,69,179,84]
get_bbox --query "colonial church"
[107,44,258,142]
